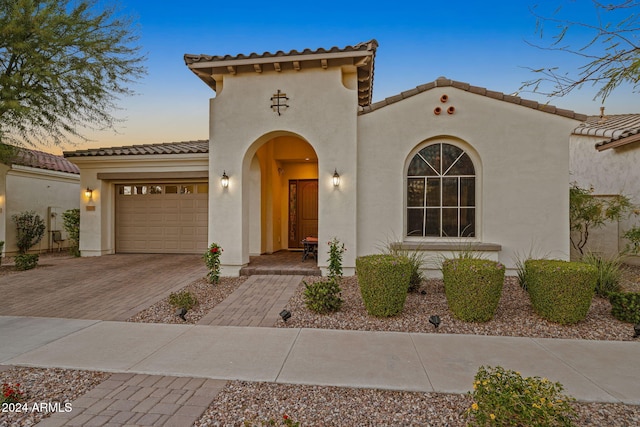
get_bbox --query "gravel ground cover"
[0,367,108,427]
[3,259,640,426]
[127,277,247,324]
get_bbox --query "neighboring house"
[65,40,586,275]
[570,113,640,263]
[0,146,80,256]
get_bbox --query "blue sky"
[63,0,638,154]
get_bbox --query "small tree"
[62,208,80,256]
[11,210,45,253]
[570,183,635,255]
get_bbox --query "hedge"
[608,292,640,324]
[525,259,597,324]
[356,254,412,317]
[442,258,505,322]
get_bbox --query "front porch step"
[239,266,321,276]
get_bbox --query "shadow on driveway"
[0,254,206,321]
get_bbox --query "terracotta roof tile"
[64,140,209,158]
[359,77,587,121]
[574,114,640,150]
[185,40,378,107]
[8,147,80,174]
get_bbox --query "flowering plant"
[1,382,25,404]
[466,366,575,426]
[203,242,223,284]
[327,237,346,281]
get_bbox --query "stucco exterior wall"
[69,155,208,256]
[208,67,359,275]
[569,134,640,261]
[357,87,580,271]
[3,166,79,255]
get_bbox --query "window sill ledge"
[393,242,502,252]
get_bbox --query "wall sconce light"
[332,169,340,187]
[84,187,93,199]
[221,171,229,188]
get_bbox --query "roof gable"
[360,77,587,121]
[185,40,377,107]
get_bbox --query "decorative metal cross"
[270,89,289,115]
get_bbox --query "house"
[570,112,640,263]
[65,40,586,275]
[1,146,80,256]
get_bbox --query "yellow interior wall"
[254,136,318,253]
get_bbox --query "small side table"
[301,237,318,261]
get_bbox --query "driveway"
[0,254,206,321]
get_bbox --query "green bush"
[442,258,505,322]
[608,292,640,323]
[526,260,597,324]
[580,252,622,297]
[381,243,425,292]
[356,254,412,317]
[62,208,81,257]
[15,254,39,271]
[12,211,46,254]
[168,290,198,310]
[303,278,343,314]
[466,366,576,427]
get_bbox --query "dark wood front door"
[288,179,318,248]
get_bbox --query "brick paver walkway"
[0,254,206,321]
[198,275,303,327]
[34,373,227,427]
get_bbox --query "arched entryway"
[244,132,318,256]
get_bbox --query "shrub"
[442,258,505,322]
[526,260,597,324]
[580,252,622,297]
[62,208,81,257]
[11,211,45,254]
[381,242,425,292]
[15,254,38,271]
[327,237,346,281]
[203,242,223,284]
[608,292,640,323]
[168,290,198,310]
[1,383,25,404]
[466,366,576,427]
[623,225,640,255]
[303,278,343,314]
[356,254,412,317]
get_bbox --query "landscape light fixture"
[332,169,340,187]
[429,315,441,328]
[84,188,93,199]
[634,323,640,338]
[221,171,229,188]
[176,307,187,321]
[280,309,291,322]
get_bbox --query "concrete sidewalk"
[2,316,640,405]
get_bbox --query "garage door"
[116,183,208,253]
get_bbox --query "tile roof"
[8,146,80,174]
[64,140,209,158]
[573,114,640,150]
[185,40,377,107]
[359,77,588,121]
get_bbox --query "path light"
[280,309,291,322]
[176,307,187,321]
[221,171,229,188]
[634,323,640,338]
[420,290,427,295]
[429,315,441,328]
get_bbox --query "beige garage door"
[116,183,208,254]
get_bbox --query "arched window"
[407,142,475,237]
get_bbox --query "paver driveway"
[1,254,206,321]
